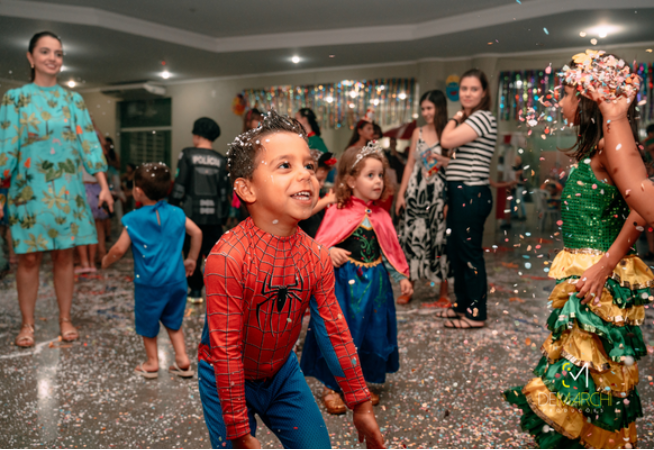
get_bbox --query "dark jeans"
[446,182,493,321]
[184,223,224,292]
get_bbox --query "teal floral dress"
[0,83,107,254]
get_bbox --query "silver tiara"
[352,141,384,170]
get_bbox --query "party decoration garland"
[241,78,417,130]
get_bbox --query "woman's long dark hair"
[420,90,448,146]
[28,31,62,82]
[561,56,639,161]
[460,69,491,121]
[346,120,371,149]
[298,108,321,136]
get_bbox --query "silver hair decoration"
[351,141,383,170]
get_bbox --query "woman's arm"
[439,111,479,149]
[575,209,645,304]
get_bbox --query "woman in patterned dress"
[395,90,451,306]
[0,31,112,347]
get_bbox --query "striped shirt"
[446,110,497,186]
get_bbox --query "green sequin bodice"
[560,161,629,252]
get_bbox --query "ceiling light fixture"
[586,24,620,39]
[67,80,76,88]
[579,31,587,37]
[291,56,301,64]
[160,70,171,79]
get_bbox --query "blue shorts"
[134,281,187,338]
[198,352,331,449]
[0,188,8,226]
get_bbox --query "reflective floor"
[0,223,653,448]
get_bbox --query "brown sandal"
[435,308,459,319]
[59,317,79,342]
[15,324,35,347]
[322,388,346,415]
[396,294,412,305]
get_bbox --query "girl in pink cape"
[300,143,413,415]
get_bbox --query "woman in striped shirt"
[432,69,497,329]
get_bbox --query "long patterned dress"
[504,160,653,448]
[399,128,450,282]
[0,83,107,254]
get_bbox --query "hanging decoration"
[498,63,654,124]
[240,78,417,130]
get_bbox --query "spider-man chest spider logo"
[255,271,306,335]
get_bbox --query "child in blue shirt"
[102,162,202,379]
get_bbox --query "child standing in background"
[301,143,412,414]
[102,163,202,379]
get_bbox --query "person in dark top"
[384,137,406,185]
[170,117,230,303]
[298,152,337,238]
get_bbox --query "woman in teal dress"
[0,31,112,347]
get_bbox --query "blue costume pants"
[198,352,331,449]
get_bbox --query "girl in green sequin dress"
[504,56,652,448]
[0,32,112,348]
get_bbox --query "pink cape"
[315,197,410,277]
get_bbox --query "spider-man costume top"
[199,217,371,440]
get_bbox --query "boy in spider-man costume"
[198,110,384,449]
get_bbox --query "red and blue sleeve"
[204,249,250,440]
[308,246,371,408]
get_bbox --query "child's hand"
[399,279,413,297]
[184,258,197,277]
[323,190,336,206]
[585,84,637,122]
[575,258,612,305]
[353,401,386,449]
[329,247,351,267]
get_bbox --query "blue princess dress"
[301,198,410,389]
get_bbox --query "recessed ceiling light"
[590,38,598,45]
[67,80,76,88]
[291,56,301,64]
[160,70,171,79]
[587,24,620,38]
[579,31,587,37]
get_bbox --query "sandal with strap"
[435,308,460,319]
[135,363,159,379]
[15,324,35,347]
[396,294,412,305]
[168,362,195,378]
[59,317,79,342]
[443,318,485,329]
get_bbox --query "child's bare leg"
[76,245,91,269]
[647,228,654,255]
[140,336,159,372]
[165,326,191,369]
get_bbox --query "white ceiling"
[0,0,652,88]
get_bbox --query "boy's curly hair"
[334,144,392,208]
[227,109,308,185]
